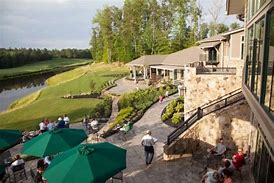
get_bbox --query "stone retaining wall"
[183,67,242,114]
[164,101,255,161]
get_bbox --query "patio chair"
[118,122,133,141]
[111,171,123,183]
[30,168,36,183]
[11,163,27,182]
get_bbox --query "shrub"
[172,113,182,124]
[109,107,134,128]
[89,96,112,118]
[161,96,184,122]
[175,103,184,113]
[161,112,170,122]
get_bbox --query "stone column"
[133,66,136,79]
[172,70,175,84]
[143,66,146,79]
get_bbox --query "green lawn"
[0,63,129,130]
[0,58,91,79]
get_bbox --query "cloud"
[0,0,124,48]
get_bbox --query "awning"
[150,65,184,71]
[199,41,221,49]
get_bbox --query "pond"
[0,72,57,112]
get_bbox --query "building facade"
[198,28,244,69]
[227,0,274,182]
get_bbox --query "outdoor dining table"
[43,142,127,183]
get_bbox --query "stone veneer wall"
[164,101,255,160]
[183,67,242,114]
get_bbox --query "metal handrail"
[166,89,245,145]
[182,88,242,117]
[196,67,237,75]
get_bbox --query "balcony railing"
[196,67,237,75]
[199,54,219,65]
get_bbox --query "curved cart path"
[106,93,202,183]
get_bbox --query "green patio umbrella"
[22,128,87,157]
[44,142,127,183]
[0,129,22,151]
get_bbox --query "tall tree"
[230,22,241,30]
[208,0,223,36]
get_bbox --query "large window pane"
[246,27,254,88]
[264,9,274,116]
[253,19,264,98]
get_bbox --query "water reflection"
[0,72,56,112]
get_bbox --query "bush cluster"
[161,96,184,124]
[89,96,112,119]
[112,85,177,129]
[109,107,135,129]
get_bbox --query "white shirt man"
[90,119,98,130]
[141,130,158,165]
[39,121,47,131]
[210,138,226,156]
[64,115,70,125]
[11,155,24,167]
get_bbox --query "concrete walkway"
[105,93,205,183]
[108,78,148,96]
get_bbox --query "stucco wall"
[184,67,242,113]
[230,31,244,60]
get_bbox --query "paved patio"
[6,79,254,182]
[107,78,148,95]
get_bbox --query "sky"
[0,0,241,49]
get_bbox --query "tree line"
[90,0,241,64]
[0,48,92,69]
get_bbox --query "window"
[262,9,274,117]
[248,0,267,20]
[208,48,217,63]
[252,131,274,183]
[245,27,254,88]
[241,36,245,60]
[253,19,264,98]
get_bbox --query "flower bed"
[161,96,184,128]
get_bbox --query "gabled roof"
[222,27,244,36]
[161,46,203,66]
[127,55,167,66]
[197,34,226,44]
[199,42,221,49]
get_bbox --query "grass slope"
[0,58,91,79]
[0,63,129,130]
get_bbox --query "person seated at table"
[22,131,32,142]
[39,120,47,133]
[37,159,46,170]
[56,117,65,128]
[44,156,52,165]
[90,118,99,131]
[222,168,233,183]
[208,138,226,157]
[63,114,70,128]
[225,147,245,171]
[47,121,54,131]
[218,159,233,178]
[201,170,221,183]
[35,167,47,183]
[11,154,24,167]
